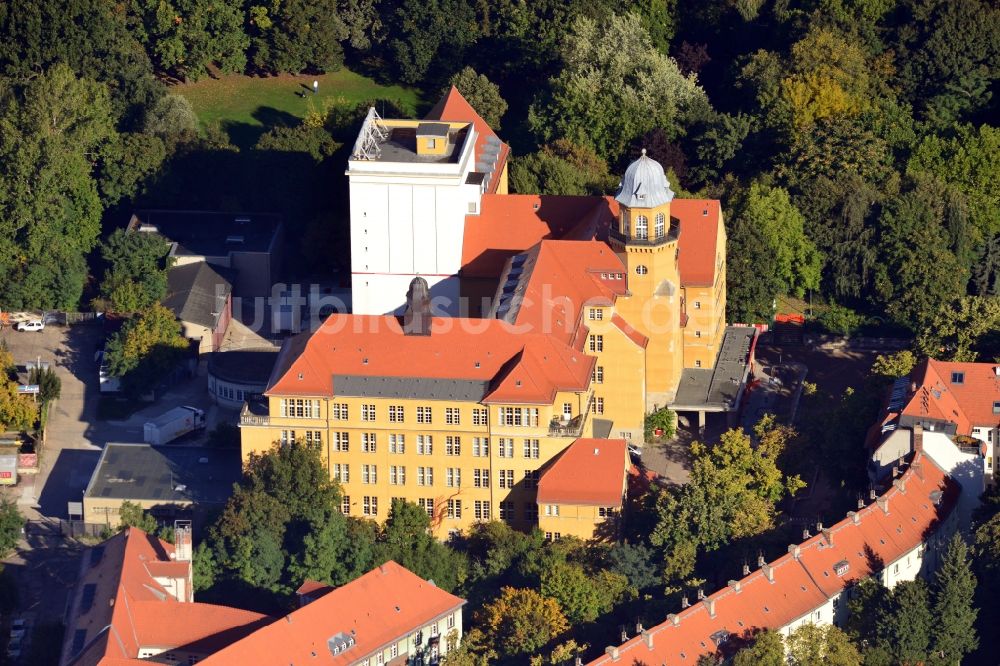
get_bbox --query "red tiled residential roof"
[672,199,722,287]
[587,452,958,665]
[901,358,1000,434]
[266,314,593,405]
[537,438,628,505]
[64,529,271,666]
[462,194,616,278]
[296,579,333,597]
[612,313,649,348]
[426,86,509,194]
[200,561,465,666]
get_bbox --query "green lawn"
[175,69,421,147]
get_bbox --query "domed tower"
[610,150,684,408]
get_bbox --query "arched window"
[655,213,666,239]
[635,265,648,275]
[635,215,648,240]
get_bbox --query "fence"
[59,519,106,539]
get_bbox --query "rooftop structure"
[537,438,628,506]
[615,149,675,209]
[587,451,959,665]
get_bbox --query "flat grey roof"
[672,326,755,411]
[371,127,469,164]
[332,375,490,401]
[85,443,241,505]
[416,122,450,137]
[130,210,281,257]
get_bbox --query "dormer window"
[951,371,964,384]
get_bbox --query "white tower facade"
[346,108,488,315]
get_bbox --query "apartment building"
[588,451,960,665]
[61,526,465,666]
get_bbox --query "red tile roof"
[426,86,509,194]
[612,313,649,348]
[296,579,333,597]
[672,199,721,286]
[462,194,616,278]
[200,561,465,666]
[587,452,958,665]
[537,438,628,505]
[901,358,1000,434]
[64,529,271,666]
[266,314,593,405]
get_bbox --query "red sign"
[0,472,11,479]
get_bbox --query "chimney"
[621,628,628,642]
[681,595,690,609]
[822,527,833,546]
[728,579,742,593]
[816,521,824,533]
[402,277,432,336]
[703,597,716,618]
[893,477,907,493]
[173,520,193,562]
[742,562,751,576]
[697,588,705,600]
[802,528,811,540]
[876,496,889,514]
[857,495,865,509]
[667,613,680,626]
[913,423,923,454]
[789,544,801,560]
[605,646,620,661]
[762,562,774,582]
[870,488,877,500]
[641,630,654,649]
[757,553,766,568]
[891,465,899,479]
[912,462,924,480]
[575,659,583,666]
[847,510,860,525]
[636,621,644,634]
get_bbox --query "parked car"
[15,319,44,332]
[628,444,642,458]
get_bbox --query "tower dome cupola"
[615,149,675,209]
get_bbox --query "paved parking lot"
[1,322,237,520]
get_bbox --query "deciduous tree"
[732,629,784,666]
[449,67,507,129]
[477,587,569,659]
[786,624,862,666]
[104,303,189,393]
[0,501,23,559]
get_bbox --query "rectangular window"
[499,469,515,488]
[951,371,965,384]
[523,439,540,459]
[341,496,350,514]
[418,498,434,518]
[280,398,320,418]
[416,406,432,424]
[333,432,349,452]
[447,499,462,519]
[588,308,603,321]
[331,403,348,420]
[389,405,405,423]
[363,496,378,516]
[362,465,377,484]
[598,507,615,518]
[500,501,515,521]
[362,433,377,453]
[563,403,573,419]
[474,469,490,488]
[389,465,406,485]
[446,436,461,456]
[525,503,538,521]
[361,404,376,421]
[498,438,514,458]
[474,501,491,521]
[545,504,560,516]
[472,437,489,457]
[446,467,461,487]
[594,397,605,415]
[694,301,702,309]
[593,366,604,383]
[472,408,488,426]
[389,434,405,454]
[589,334,604,352]
[417,467,434,486]
[304,430,322,447]
[333,464,350,483]
[391,644,399,659]
[695,360,702,368]
[523,470,539,489]
[280,430,296,445]
[445,407,460,425]
[695,330,702,338]
[417,435,433,455]
[447,615,456,630]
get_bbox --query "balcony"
[608,218,681,247]
[239,399,270,426]
[549,414,586,437]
